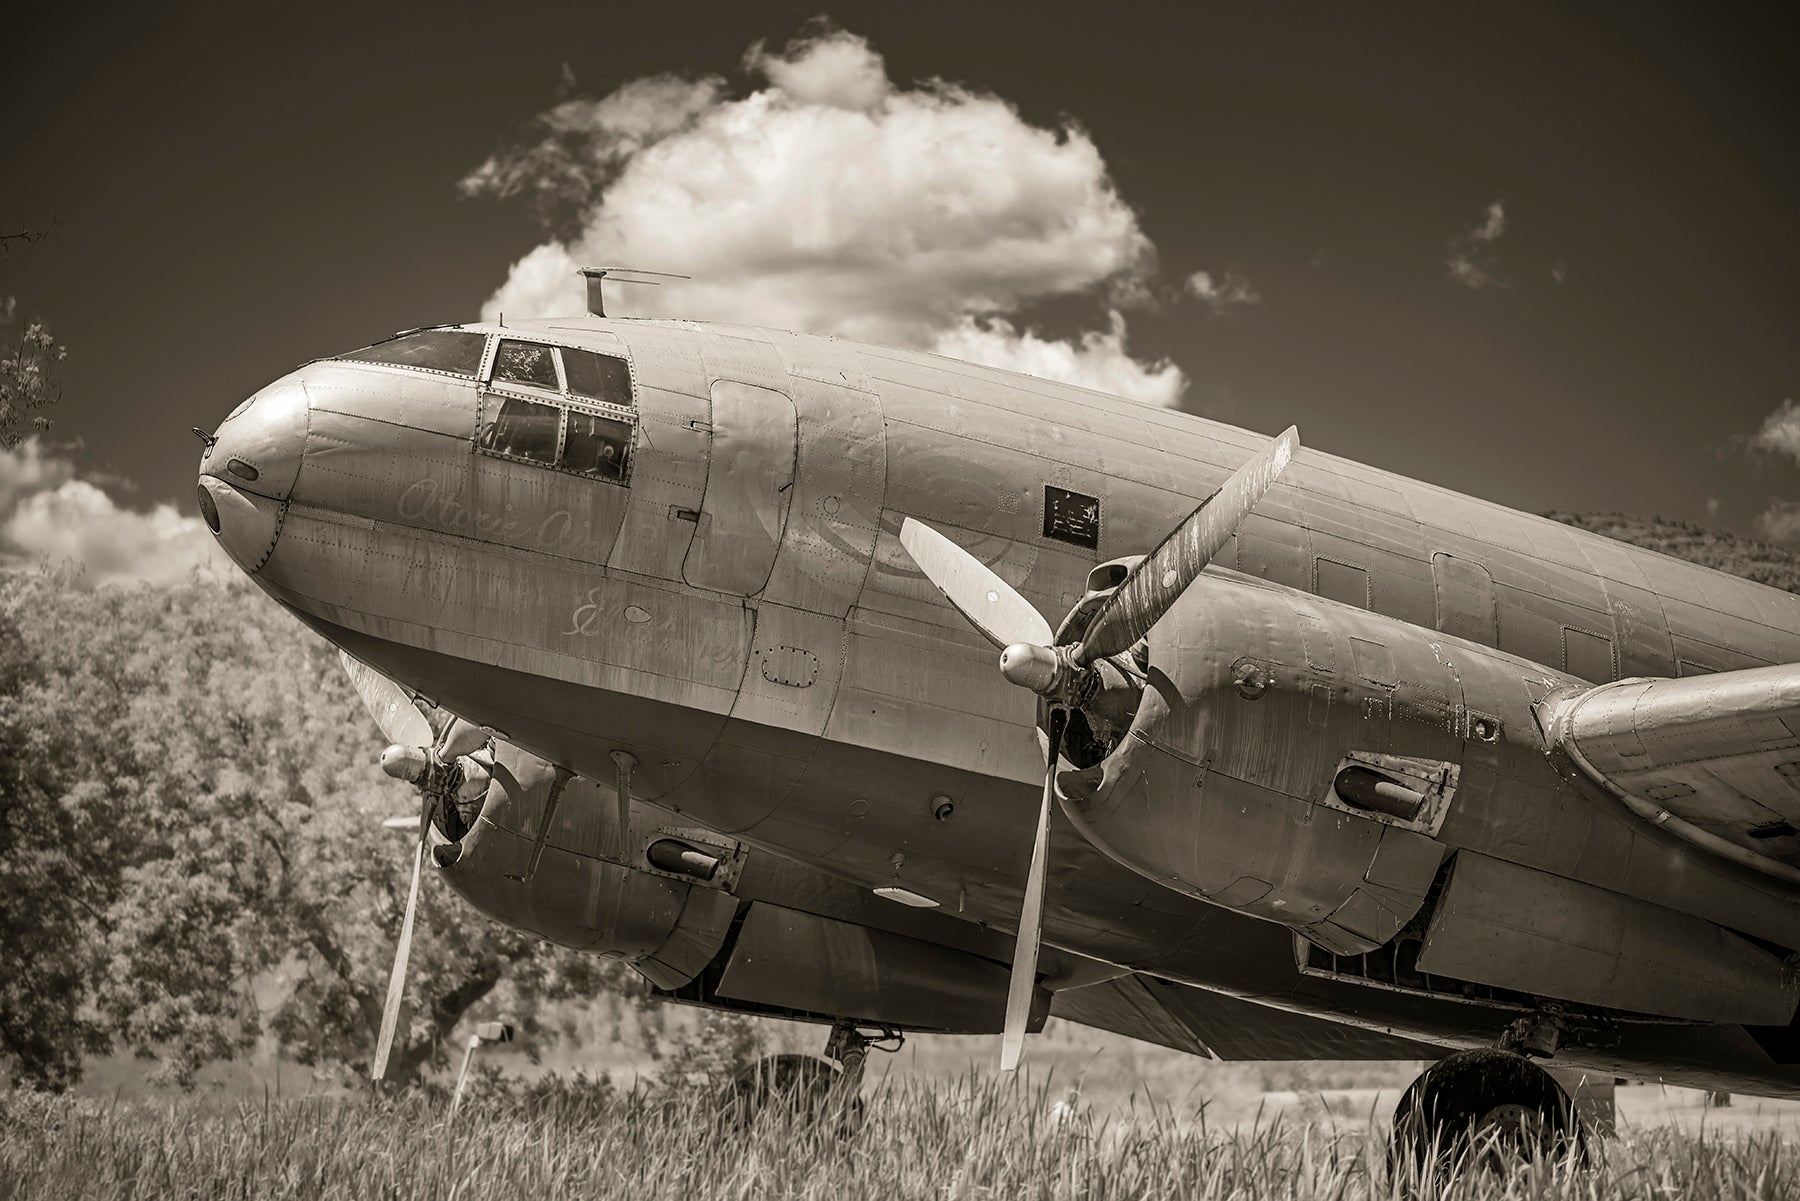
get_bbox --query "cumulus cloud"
[460,75,727,233]
[1755,499,1800,546]
[1185,270,1259,314]
[1447,200,1507,289]
[933,312,1184,406]
[1750,399,1800,465]
[465,28,1183,402]
[0,439,222,586]
[0,436,74,515]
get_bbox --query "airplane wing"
[1546,664,1800,883]
[1049,974,1441,1061]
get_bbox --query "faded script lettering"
[398,477,608,560]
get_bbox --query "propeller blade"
[899,518,1053,650]
[1079,426,1298,661]
[340,652,434,749]
[371,830,426,1083]
[1001,708,1066,1072]
[436,717,491,761]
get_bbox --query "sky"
[1,0,1796,583]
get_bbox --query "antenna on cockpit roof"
[577,267,691,318]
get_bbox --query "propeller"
[898,426,1298,1070]
[371,794,428,1084]
[341,652,433,749]
[339,651,482,1084]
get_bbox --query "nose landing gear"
[720,1021,902,1134]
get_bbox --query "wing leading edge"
[1546,664,1800,885]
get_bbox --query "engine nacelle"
[1061,570,1518,955]
[435,742,740,989]
[436,740,1046,1033]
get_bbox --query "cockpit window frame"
[474,334,638,487]
[491,338,566,395]
[332,326,492,380]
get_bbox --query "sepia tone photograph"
[1,2,1797,1196]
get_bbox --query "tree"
[0,568,615,1089]
[0,230,65,449]
[0,605,112,1089]
[0,321,65,449]
[1547,511,1800,595]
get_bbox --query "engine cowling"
[436,740,1048,1033]
[1059,571,1486,955]
[436,742,740,989]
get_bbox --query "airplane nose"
[198,377,309,575]
[197,475,284,574]
[203,378,308,502]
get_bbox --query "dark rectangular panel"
[1563,625,1617,683]
[1043,485,1100,550]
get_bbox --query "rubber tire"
[719,1053,865,1135]
[1390,1049,1578,1180]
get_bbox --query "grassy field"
[45,1012,1800,1197]
[6,1072,1796,1201]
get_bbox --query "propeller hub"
[999,642,1060,693]
[380,744,430,784]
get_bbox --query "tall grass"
[0,1075,1790,1200]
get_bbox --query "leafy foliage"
[0,569,611,1090]
[0,607,111,1088]
[1546,511,1800,595]
[0,319,64,450]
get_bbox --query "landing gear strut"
[720,1021,902,1132]
[1390,1048,1580,1179]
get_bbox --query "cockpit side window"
[480,396,562,465]
[561,409,631,481]
[477,337,636,485]
[493,340,560,391]
[338,329,487,376]
[562,348,633,408]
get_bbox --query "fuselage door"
[682,380,798,596]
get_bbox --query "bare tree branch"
[0,222,57,256]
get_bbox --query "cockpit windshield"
[338,329,487,376]
[493,339,558,389]
[563,348,632,407]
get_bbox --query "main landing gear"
[1391,1016,1585,1180]
[720,1021,902,1132]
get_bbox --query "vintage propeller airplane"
[195,269,1800,1162]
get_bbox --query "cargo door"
[682,380,798,596]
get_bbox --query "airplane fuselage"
[199,316,1800,1093]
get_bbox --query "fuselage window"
[337,329,486,376]
[1563,625,1617,683]
[494,340,560,391]
[563,348,633,407]
[481,396,561,464]
[562,409,631,481]
[1316,557,1372,609]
